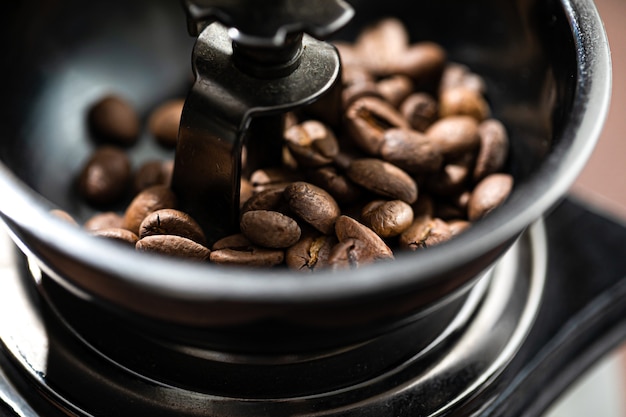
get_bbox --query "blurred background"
[546,0,626,415]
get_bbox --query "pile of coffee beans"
[67,18,513,270]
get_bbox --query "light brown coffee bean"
[334,215,394,260]
[139,209,206,245]
[284,120,339,167]
[448,219,471,236]
[344,96,410,155]
[136,235,210,261]
[346,158,418,204]
[133,160,172,194]
[380,128,443,174]
[399,217,452,250]
[286,233,337,272]
[386,42,446,85]
[84,211,124,232]
[333,41,362,68]
[342,81,383,111]
[240,210,301,249]
[361,200,414,238]
[468,173,513,221]
[123,185,177,235]
[148,99,184,148]
[400,92,438,132]
[249,167,302,189]
[439,87,490,121]
[425,115,480,157]
[284,182,341,234]
[78,146,131,206]
[88,95,140,145]
[92,227,139,246]
[355,18,409,76]
[440,63,486,95]
[377,75,414,108]
[50,209,78,226]
[342,65,374,86]
[473,119,509,181]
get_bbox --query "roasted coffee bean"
[133,159,172,194]
[249,167,302,190]
[448,219,471,236]
[355,18,409,76]
[139,209,206,245]
[380,128,443,174]
[425,115,480,157]
[50,209,78,226]
[361,200,414,238]
[399,217,452,250]
[210,234,284,266]
[327,238,378,269]
[84,211,124,232]
[123,185,177,234]
[333,41,362,68]
[440,63,486,95]
[240,210,301,249]
[346,158,418,204]
[306,166,363,204]
[342,65,374,87]
[468,173,513,221]
[92,227,139,246]
[412,194,435,218]
[136,235,210,261]
[342,81,383,111]
[427,162,471,196]
[334,215,394,260]
[439,87,490,121]
[473,119,509,181]
[400,92,438,132]
[284,182,341,234]
[284,120,339,167]
[241,187,287,214]
[148,99,184,148]
[386,42,446,86]
[78,146,131,206]
[286,233,337,271]
[377,75,414,108]
[345,96,410,155]
[88,95,140,145]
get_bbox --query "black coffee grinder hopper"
[172,0,353,242]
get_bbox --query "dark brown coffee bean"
[78,146,131,206]
[306,166,363,204]
[284,182,341,234]
[427,163,471,196]
[83,211,124,232]
[473,119,509,181]
[139,208,206,245]
[327,238,378,269]
[284,120,339,167]
[425,115,480,157]
[136,235,210,261]
[210,234,284,266]
[344,96,410,155]
[400,92,438,132]
[88,95,140,145]
[346,158,418,204]
[148,99,184,148]
[399,217,452,250]
[468,173,513,221]
[412,195,435,218]
[133,160,172,194]
[240,210,301,249]
[361,200,414,238]
[386,42,446,85]
[123,185,177,235]
[92,227,139,246]
[380,128,443,174]
[439,87,490,121]
[334,215,394,260]
[241,187,287,214]
[286,233,337,272]
[377,75,414,108]
[342,81,383,111]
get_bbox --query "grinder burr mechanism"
[172,0,354,243]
